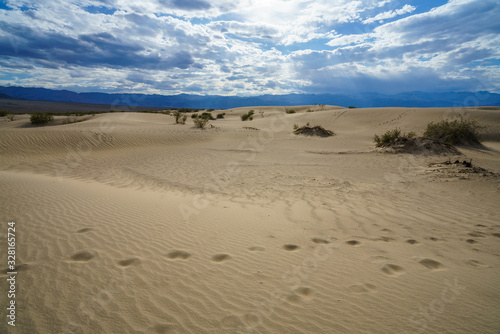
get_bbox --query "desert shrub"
[191,113,198,119]
[241,110,254,121]
[423,118,481,145]
[178,108,194,113]
[7,115,15,121]
[348,106,356,109]
[217,113,226,119]
[285,108,296,114]
[208,108,215,112]
[0,110,9,117]
[201,112,215,120]
[374,128,403,147]
[192,115,209,128]
[173,111,187,124]
[30,113,54,125]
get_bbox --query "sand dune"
[1,106,500,333]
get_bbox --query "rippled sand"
[1,106,500,333]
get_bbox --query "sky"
[0,0,499,96]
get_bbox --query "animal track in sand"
[152,324,175,333]
[419,259,446,270]
[349,283,377,294]
[248,246,265,252]
[118,258,141,267]
[166,250,191,260]
[70,250,97,262]
[76,228,93,233]
[212,254,231,262]
[283,244,299,251]
[466,239,477,244]
[381,264,405,276]
[346,240,360,246]
[492,233,500,238]
[465,259,488,268]
[406,239,420,245]
[287,287,314,303]
[311,237,329,244]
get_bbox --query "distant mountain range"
[1,86,499,109]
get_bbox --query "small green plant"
[374,128,402,147]
[293,123,299,130]
[241,110,254,121]
[173,111,187,124]
[192,114,209,128]
[348,106,356,109]
[191,113,198,119]
[30,113,54,125]
[285,108,296,114]
[423,118,481,145]
[217,113,226,119]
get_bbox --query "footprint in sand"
[381,264,405,276]
[117,258,141,267]
[286,287,314,303]
[406,239,420,245]
[76,228,93,233]
[248,246,265,252]
[346,240,360,246]
[70,250,97,262]
[1,263,29,277]
[283,244,300,251]
[166,250,191,260]
[151,324,175,334]
[419,259,446,271]
[465,259,488,268]
[212,254,231,262]
[349,283,377,294]
[311,237,329,244]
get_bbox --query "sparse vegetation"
[192,114,210,128]
[423,118,481,145]
[217,113,226,119]
[30,112,54,125]
[201,112,215,120]
[294,125,335,137]
[241,110,254,121]
[373,128,416,147]
[285,108,296,114]
[0,110,9,117]
[7,115,14,121]
[348,106,356,109]
[173,111,187,124]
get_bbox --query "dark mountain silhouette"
[0,86,499,109]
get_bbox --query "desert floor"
[1,106,500,333]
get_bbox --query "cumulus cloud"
[0,0,498,95]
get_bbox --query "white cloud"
[362,4,415,24]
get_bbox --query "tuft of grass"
[285,108,296,114]
[217,113,226,119]
[30,113,54,125]
[241,110,254,121]
[423,118,481,145]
